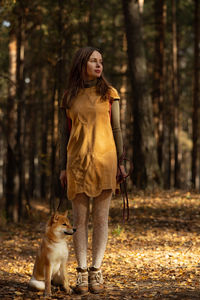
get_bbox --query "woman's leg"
[91,189,112,269]
[72,193,90,269]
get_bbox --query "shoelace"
[95,271,103,284]
[77,273,87,285]
[77,273,82,285]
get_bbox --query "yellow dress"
[65,86,120,200]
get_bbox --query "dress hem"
[68,186,115,201]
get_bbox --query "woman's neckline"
[84,79,97,88]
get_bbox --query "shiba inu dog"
[29,211,76,296]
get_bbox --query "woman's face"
[85,50,103,81]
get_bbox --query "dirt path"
[1,191,200,299]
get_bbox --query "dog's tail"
[29,276,45,290]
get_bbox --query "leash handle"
[117,147,133,180]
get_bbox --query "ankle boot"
[88,267,104,294]
[74,268,88,295]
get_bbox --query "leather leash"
[117,148,133,222]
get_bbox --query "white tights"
[72,189,112,269]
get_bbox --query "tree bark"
[15,12,25,220]
[5,33,18,221]
[192,0,199,188]
[163,60,172,189]
[28,96,36,199]
[122,0,161,189]
[56,0,72,211]
[171,0,180,188]
[153,0,166,169]
[40,93,48,199]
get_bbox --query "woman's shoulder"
[108,86,120,100]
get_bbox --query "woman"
[59,46,126,294]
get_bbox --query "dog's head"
[47,211,76,237]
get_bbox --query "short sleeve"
[109,87,120,100]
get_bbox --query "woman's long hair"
[62,46,111,108]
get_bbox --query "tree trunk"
[122,0,161,189]
[172,0,180,188]
[15,12,25,220]
[192,0,199,188]
[28,98,36,199]
[163,59,173,189]
[153,0,166,169]
[40,96,48,199]
[49,82,56,212]
[5,33,18,221]
[56,0,72,211]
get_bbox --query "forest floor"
[1,190,200,299]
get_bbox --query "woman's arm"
[111,100,127,181]
[111,100,123,159]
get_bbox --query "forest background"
[0,0,199,222]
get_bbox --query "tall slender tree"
[171,0,180,188]
[192,0,200,188]
[122,0,161,188]
[15,5,25,220]
[153,0,166,170]
[5,31,18,221]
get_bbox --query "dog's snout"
[64,228,76,235]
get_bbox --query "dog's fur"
[29,211,75,296]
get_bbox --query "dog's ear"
[53,212,59,222]
[49,212,59,225]
[63,210,68,217]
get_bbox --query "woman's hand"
[59,170,67,188]
[116,164,128,184]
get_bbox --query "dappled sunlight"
[1,191,200,298]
